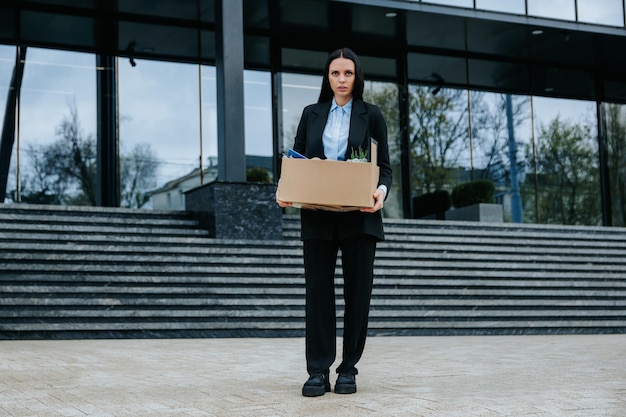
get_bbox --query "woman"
[277,47,392,397]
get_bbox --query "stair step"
[1,204,625,339]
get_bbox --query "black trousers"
[303,235,377,376]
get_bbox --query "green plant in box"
[451,179,495,208]
[349,146,368,161]
[246,167,271,184]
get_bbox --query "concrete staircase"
[0,204,625,339]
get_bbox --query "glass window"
[21,0,97,8]
[577,0,624,26]
[280,72,320,155]
[118,0,199,20]
[352,6,397,37]
[118,21,198,63]
[282,48,327,74]
[603,103,626,226]
[0,45,15,202]
[470,92,531,223]
[119,59,200,209]
[408,85,470,219]
[279,0,328,28]
[365,81,402,219]
[476,0,525,15]
[243,70,273,178]
[22,11,96,49]
[200,65,218,183]
[527,97,600,225]
[0,8,15,40]
[0,46,13,131]
[279,72,318,214]
[0,45,11,113]
[408,52,467,86]
[16,48,96,206]
[422,0,474,8]
[527,0,576,21]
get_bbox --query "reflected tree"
[604,103,626,226]
[19,105,160,208]
[524,116,601,225]
[471,94,529,182]
[472,93,529,222]
[22,105,96,205]
[364,83,400,161]
[408,86,470,193]
[364,83,402,208]
[120,142,160,208]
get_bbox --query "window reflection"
[578,0,624,26]
[119,58,199,209]
[408,85,470,219]
[527,0,576,21]
[280,72,320,155]
[244,70,273,178]
[0,46,11,118]
[200,65,217,181]
[278,72,321,217]
[0,45,14,202]
[16,48,96,206]
[603,103,626,226]
[470,92,530,223]
[422,0,473,8]
[528,97,600,225]
[365,81,401,218]
[476,0,525,15]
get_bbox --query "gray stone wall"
[185,181,282,240]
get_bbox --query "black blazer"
[292,99,392,241]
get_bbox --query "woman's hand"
[360,188,385,213]
[276,180,292,208]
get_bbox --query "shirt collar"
[331,97,353,113]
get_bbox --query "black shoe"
[302,373,331,397]
[334,373,357,394]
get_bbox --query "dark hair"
[317,47,365,103]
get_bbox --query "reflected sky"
[0,26,608,191]
[118,58,203,182]
[476,0,525,15]
[14,48,96,147]
[0,47,601,186]
[577,0,625,26]
[422,0,623,26]
[423,0,473,8]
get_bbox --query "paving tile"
[0,335,625,416]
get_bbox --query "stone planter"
[184,181,282,240]
[445,203,503,223]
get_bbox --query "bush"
[451,179,495,208]
[413,190,451,219]
[246,167,271,183]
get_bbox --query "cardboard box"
[278,140,379,211]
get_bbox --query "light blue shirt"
[322,98,352,161]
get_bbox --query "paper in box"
[278,139,379,211]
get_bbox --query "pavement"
[1,334,625,417]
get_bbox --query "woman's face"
[328,57,355,105]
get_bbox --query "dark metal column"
[0,46,26,203]
[269,0,283,182]
[96,54,120,207]
[215,0,246,182]
[396,15,412,219]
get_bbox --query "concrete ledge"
[445,203,503,222]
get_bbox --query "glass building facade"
[1,0,626,226]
